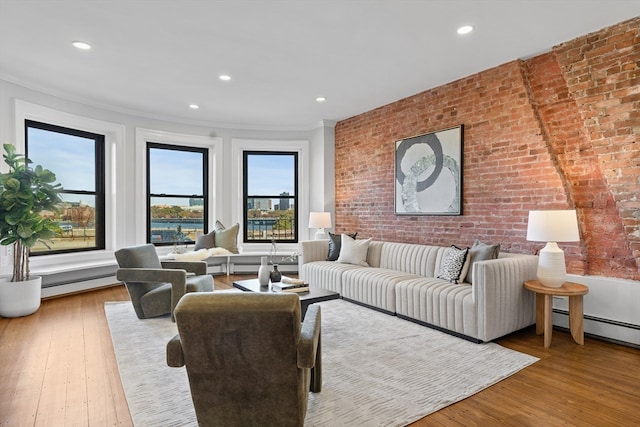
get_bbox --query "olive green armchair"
[167,292,322,427]
[115,244,214,321]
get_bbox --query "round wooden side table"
[524,280,589,349]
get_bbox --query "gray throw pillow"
[194,231,216,250]
[465,239,501,284]
[327,232,357,261]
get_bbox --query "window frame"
[146,142,209,246]
[242,150,299,244]
[24,119,106,255]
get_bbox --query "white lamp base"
[314,228,327,240]
[536,242,567,288]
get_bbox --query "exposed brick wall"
[334,18,639,281]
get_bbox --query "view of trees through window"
[244,151,298,243]
[25,120,105,254]
[147,143,207,245]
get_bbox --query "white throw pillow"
[337,234,371,266]
[437,245,471,284]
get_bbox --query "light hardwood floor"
[1,274,639,426]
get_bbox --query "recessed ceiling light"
[189,104,200,109]
[219,75,231,81]
[316,97,327,102]
[72,41,92,50]
[457,25,474,35]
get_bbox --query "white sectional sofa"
[299,239,539,343]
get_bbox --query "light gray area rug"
[106,299,538,426]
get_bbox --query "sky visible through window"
[27,127,96,206]
[247,154,295,197]
[150,148,203,205]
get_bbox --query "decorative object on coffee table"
[526,210,580,288]
[258,256,270,286]
[269,238,282,282]
[269,264,282,283]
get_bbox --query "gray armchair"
[115,244,214,321]
[167,292,321,427]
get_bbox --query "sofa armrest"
[298,304,322,392]
[299,240,330,266]
[297,304,321,369]
[116,268,188,321]
[472,255,538,342]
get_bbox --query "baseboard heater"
[553,308,640,349]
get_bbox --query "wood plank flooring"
[1,274,639,426]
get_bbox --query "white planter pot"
[0,276,42,318]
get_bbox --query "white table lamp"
[526,210,580,288]
[309,212,331,240]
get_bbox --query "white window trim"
[13,100,126,270]
[231,138,309,253]
[135,128,223,251]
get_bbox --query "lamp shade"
[526,210,579,242]
[526,210,579,288]
[309,212,331,229]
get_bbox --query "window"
[25,120,105,254]
[147,143,208,246]
[243,151,298,243]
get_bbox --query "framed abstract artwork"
[394,125,463,215]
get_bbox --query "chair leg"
[310,333,322,393]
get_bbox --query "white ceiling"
[1,1,638,130]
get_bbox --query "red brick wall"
[334,18,639,280]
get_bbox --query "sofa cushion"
[380,242,447,276]
[327,232,357,261]
[337,234,371,266]
[437,245,470,284]
[301,260,362,294]
[341,268,420,313]
[395,277,476,337]
[465,239,500,284]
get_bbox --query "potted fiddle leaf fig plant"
[0,143,62,317]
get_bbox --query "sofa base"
[396,314,483,344]
[342,297,396,317]
[342,296,484,344]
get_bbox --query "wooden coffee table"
[233,278,340,318]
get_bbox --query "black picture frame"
[394,125,463,215]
